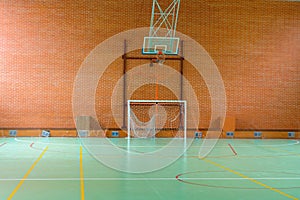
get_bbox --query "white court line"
[1,177,300,181]
[14,138,300,148]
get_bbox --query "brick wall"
[0,0,299,130]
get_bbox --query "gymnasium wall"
[0,0,299,131]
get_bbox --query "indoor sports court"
[1,0,299,200]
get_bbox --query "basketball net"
[152,50,165,65]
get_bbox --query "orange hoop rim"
[156,50,166,64]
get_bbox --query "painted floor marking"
[14,138,300,148]
[80,146,85,200]
[228,143,238,155]
[202,158,299,200]
[0,142,7,147]
[1,177,300,181]
[7,146,48,200]
[266,146,300,156]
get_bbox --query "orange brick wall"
[0,0,299,131]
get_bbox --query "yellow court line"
[201,158,299,200]
[80,146,85,200]
[7,146,48,200]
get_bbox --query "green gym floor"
[0,137,299,200]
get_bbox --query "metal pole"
[180,40,184,100]
[127,100,130,140]
[122,40,127,129]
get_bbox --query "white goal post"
[127,100,187,140]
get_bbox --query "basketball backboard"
[142,36,180,55]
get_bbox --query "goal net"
[127,100,186,140]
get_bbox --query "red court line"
[0,142,7,147]
[228,143,237,155]
[176,171,300,190]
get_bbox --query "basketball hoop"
[151,50,165,66]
